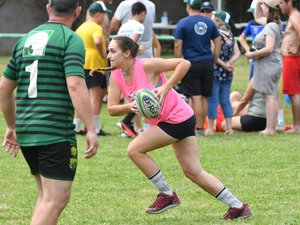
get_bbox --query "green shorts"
[21,142,78,181]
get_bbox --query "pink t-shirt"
[111,58,194,126]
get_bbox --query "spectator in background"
[174,0,221,136]
[200,1,214,18]
[225,79,267,132]
[110,0,156,137]
[241,0,285,130]
[0,1,99,224]
[245,0,282,135]
[75,1,112,136]
[110,0,155,58]
[205,10,241,136]
[117,2,147,55]
[86,0,114,48]
[279,0,300,133]
[239,0,264,80]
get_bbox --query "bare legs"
[289,94,300,132]
[261,94,278,135]
[30,175,72,225]
[127,126,224,196]
[190,95,208,130]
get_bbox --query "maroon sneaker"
[145,192,180,214]
[223,204,252,220]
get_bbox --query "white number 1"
[25,60,38,98]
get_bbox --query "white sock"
[93,116,100,133]
[277,109,284,125]
[215,187,243,208]
[149,170,173,196]
[74,118,82,132]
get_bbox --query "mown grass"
[0,55,299,225]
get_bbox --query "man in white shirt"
[110,0,156,58]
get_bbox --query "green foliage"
[0,56,299,225]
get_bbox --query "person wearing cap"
[279,0,300,133]
[200,1,215,18]
[239,0,264,80]
[86,0,113,48]
[245,0,282,135]
[0,0,99,224]
[174,0,221,137]
[205,10,241,136]
[74,1,112,136]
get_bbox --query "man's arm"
[239,32,251,53]
[0,76,19,156]
[110,16,121,34]
[67,76,98,158]
[174,39,183,58]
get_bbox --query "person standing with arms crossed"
[279,0,300,133]
[0,1,99,224]
[174,0,221,136]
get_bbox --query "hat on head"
[213,10,231,29]
[247,0,257,13]
[261,0,280,9]
[183,0,202,9]
[49,0,80,13]
[200,1,214,11]
[88,1,112,14]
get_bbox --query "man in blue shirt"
[174,0,221,136]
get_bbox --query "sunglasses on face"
[201,9,212,13]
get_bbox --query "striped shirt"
[3,22,85,146]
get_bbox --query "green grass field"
[0,55,299,225]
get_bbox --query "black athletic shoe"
[97,129,110,136]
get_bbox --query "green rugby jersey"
[3,22,85,146]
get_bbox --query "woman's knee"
[127,142,140,159]
[182,165,204,181]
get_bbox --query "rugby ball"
[135,89,161,119]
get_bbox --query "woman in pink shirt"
[106,36,251,220]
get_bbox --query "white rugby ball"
[135,89,161,119]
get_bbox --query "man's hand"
[3,128,20,157]
[84,131,99,159]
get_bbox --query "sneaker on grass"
[121,121,137,138]
[223,204,252,220]
[145,191,180,214]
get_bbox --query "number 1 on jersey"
[26,60,38,98]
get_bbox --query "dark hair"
[112,36,139,57]
[131,2,147,16]
[284,0,299,9]
[267,7,281,24]
[49,0,79,16]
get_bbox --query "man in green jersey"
[0,0,99,224]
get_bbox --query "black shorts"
[21,142,78,181]
[158,115,196,140]
[85,70,107,89]
[241,115,266,131]
[179,61,214,97]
